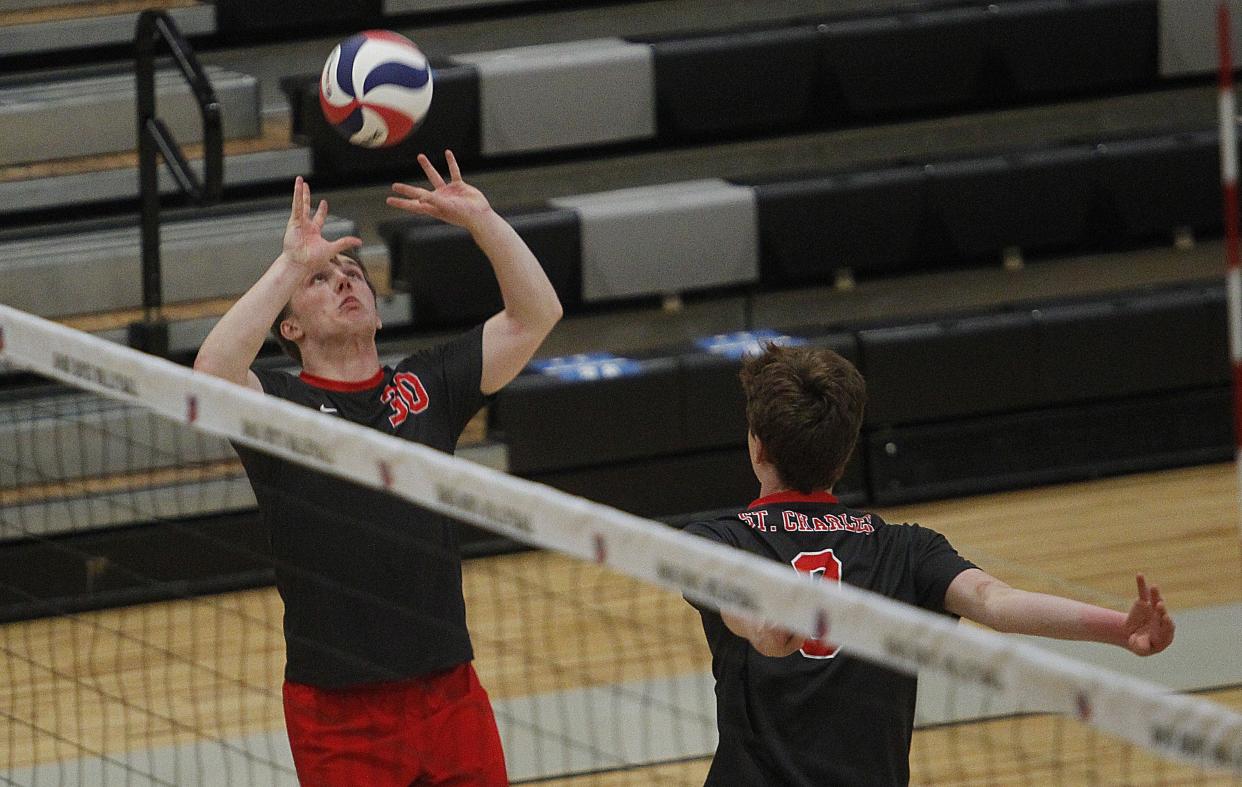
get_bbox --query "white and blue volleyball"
[319,30,433,148]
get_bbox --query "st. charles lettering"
[52,353,137,396]
[241,420,333,464]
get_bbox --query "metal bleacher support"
[0,67,259,166]
[0,211,358,318]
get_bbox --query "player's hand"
[1122,574,1174,656]
[750,621,804,659]
[386,150,493,232]
[282,176,362,271]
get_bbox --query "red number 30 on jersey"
[381,372,429,428]
[791,549,842,659]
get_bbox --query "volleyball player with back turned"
[194,151,562,786]
[685,344,1175,786]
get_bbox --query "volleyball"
[319,30,433,148]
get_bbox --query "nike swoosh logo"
[319,405,338,414]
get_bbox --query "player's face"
[285,257,381,342]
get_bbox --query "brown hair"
[271,250,376,366]
[739,343,867,493]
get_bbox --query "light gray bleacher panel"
[0,395,236,487]
[0,145,311,214]
[550,179,758,302]
[2,476,255,541]
[0,3,214,57]
[0,211,357,318]
[0,67,259,166]
[1160,0,1242,77]
[0,0,95,9]
[453,38,656,156]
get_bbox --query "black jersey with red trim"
[685,490,977,787]
[234,327,486,688]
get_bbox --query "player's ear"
[748,431,766,466]
[280,316,303,343]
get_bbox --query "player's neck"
[756,479,834,499]
[299,338,382,383]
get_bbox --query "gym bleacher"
[0,0,1235,616]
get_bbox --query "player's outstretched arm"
[944,569,1174,656]
[387,151,562,395]
[195,178,361,390]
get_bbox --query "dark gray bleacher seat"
[0,67,260,166]
[1035,286,1228,405]
[451,38,656,156]
[820,7,992,118]
[859,311,1042,426]
[643,24,822,137]
[384,208,581,328]
[0,211,357,317]
[746,166,926,285]
[1094,131,1220,241]
[501,357,683,475]
[991,0,1157,95]
[383,0,536,10]
[549,179,758,302]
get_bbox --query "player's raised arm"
[387,150,562,395]
[194,178,362,390]
[945,570,1174,656]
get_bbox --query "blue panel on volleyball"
[528,353,644,381]
[694,330,807,360]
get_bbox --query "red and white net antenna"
[1221,1,1242,539]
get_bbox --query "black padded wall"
[746,167,927,285]
[866,387,1231,504]
[644,25,824,138]
[215,0,380,37]
[1034,286,1228,405]
[818,6,993,118]
[1094,131,1221,242]
[499,358,683,475]
[383,207,582,328]
[859,311,1041,426]
[990,0,1158,97]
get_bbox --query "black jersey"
[234,327,486,688]
[685,490,976,787]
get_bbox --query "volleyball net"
[1,302,1240,785]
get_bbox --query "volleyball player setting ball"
[194,30,562,785]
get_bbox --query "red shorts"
[282,662,507,786]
